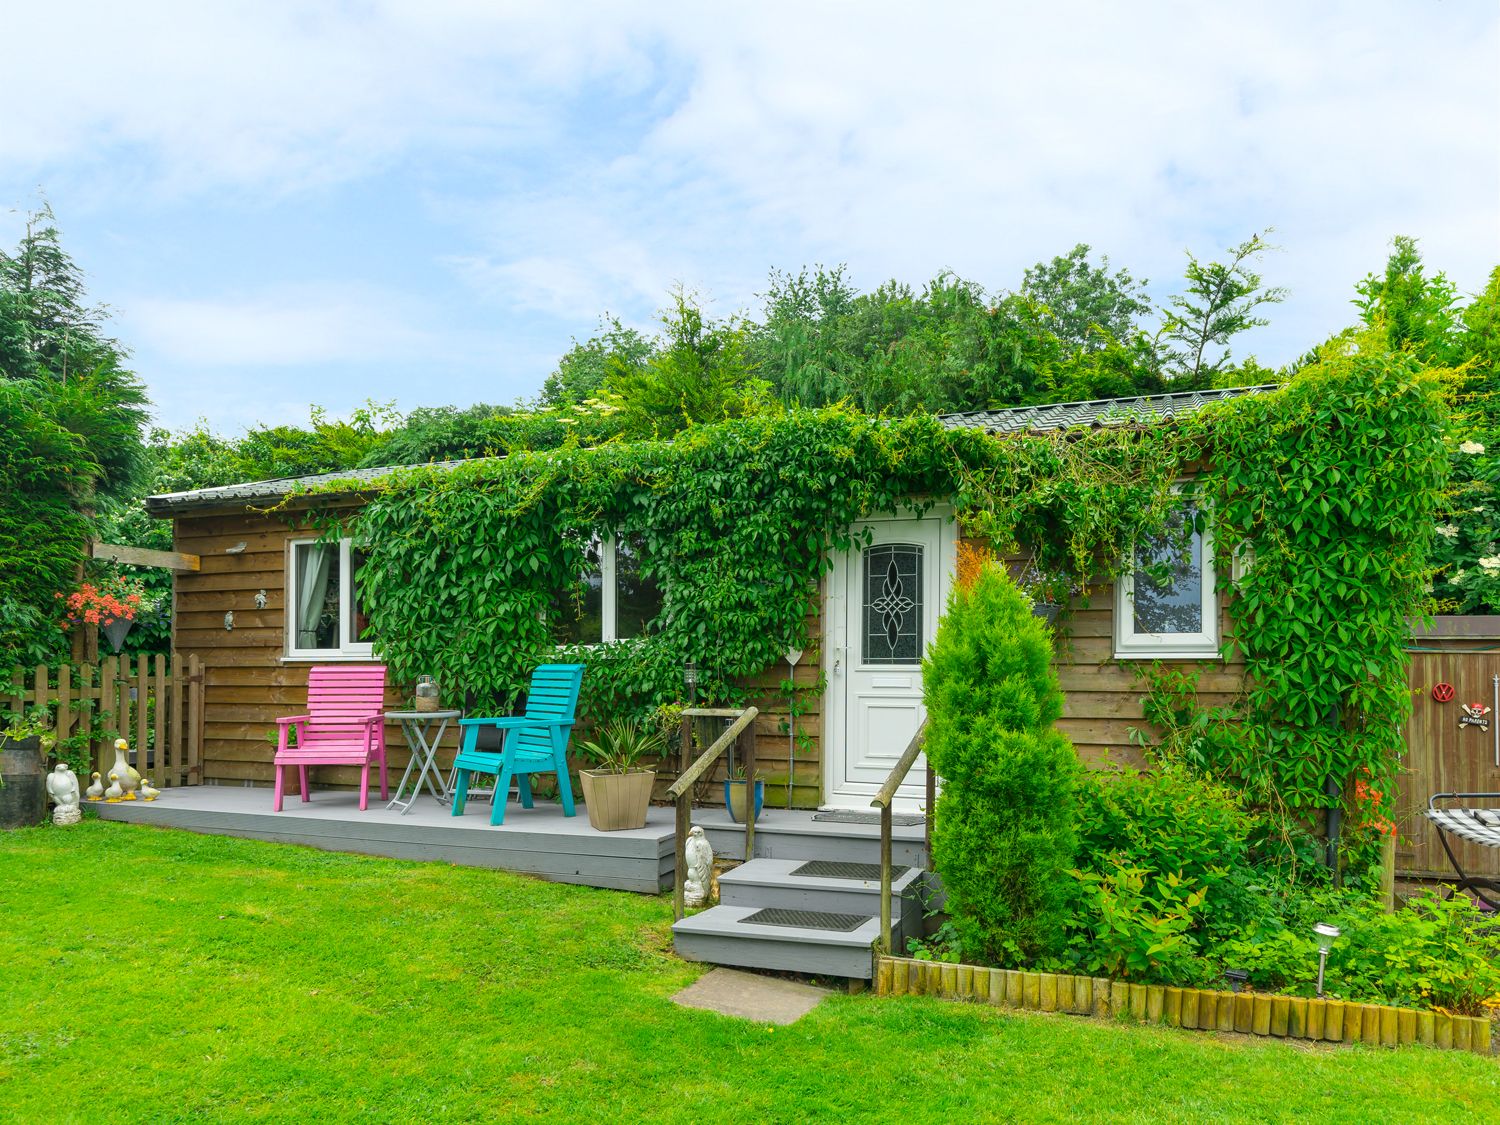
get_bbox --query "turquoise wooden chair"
[451,663,585,826]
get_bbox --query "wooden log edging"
[874,955,1495,1056]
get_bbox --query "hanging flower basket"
[57,575,156,652]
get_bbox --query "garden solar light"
[1223,969,1249,993]
[1313,923,1340,996]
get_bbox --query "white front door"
[824,510,955,810]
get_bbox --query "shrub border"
[874,955,1494,1055]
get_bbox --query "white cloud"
[4,0,1497,420]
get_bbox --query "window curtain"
[295,544,334,648]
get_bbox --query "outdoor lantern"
[1313,922,1341,997]
[683,659,698,706]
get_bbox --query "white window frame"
[284,537,374,661]
[1114,497,1220,660]
[565,533,659,646]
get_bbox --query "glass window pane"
[551,537,603,645]
[863,543,923,665]
[614,534,663,640]
[350,548,374,644]
[1133,506,1204,635]
[292,541,340,650]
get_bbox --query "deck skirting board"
[95,788,674,893]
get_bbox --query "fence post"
[135,654,149,773]
[153,654,167,786]
[56,662,72,743]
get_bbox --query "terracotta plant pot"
[0,735,46,829]
[579,768,655,832]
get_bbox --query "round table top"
[385,709,463,720]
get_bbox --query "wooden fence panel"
[1,657,201,787]
[1398,648,1500,880]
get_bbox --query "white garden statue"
[110,738,141,800]
[684,825,714,908]
[45,763,82,826]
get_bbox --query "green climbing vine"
[1179,334,1448,813]
[287,354,1445,826]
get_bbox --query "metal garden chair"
[1424,792,1500,910]
[451,663,585,826]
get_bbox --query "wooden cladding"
[4,655,203,786]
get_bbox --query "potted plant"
[724,765,764,824]
[1,710,55,830]
[577,718,665,832]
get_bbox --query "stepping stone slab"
[673,967,830,1025]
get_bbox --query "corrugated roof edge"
[938,383,1281,434]
[147,383,1283,516]
[143,459,474,517]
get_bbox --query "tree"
[1160,233,1287,388]
[1354,236,1463,367]
[539,317,655,408]
[0,206,150,664]
[923,561,1080,964]
[606,290,770,437]
[1023,243,1152,354]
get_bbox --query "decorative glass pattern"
[863,544,923,664]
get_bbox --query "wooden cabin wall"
[1049,578,1244,771]
[172,508,824,800]
[173,511,412,789]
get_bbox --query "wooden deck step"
[672,905,884,979]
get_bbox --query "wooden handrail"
[869,720,928,955]
[670,705,759,921]
[871,724,927,810]
[666,707,758,798]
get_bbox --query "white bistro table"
[385,709,462,814]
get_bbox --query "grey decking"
[91,787,929,900]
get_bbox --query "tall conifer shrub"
[923,561,1080,964]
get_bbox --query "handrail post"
[869,721,928,961]
[741,720,756,861]
[674,792,689,921]
[674,713,690,921]
[925,768,936,861]
[879,802,893,953]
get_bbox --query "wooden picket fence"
[4,655,204,787]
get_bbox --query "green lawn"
[1,822,1494,1123]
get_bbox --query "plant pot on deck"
[0,735,46,829]
[579,768,656,832]
[724,778,764,824]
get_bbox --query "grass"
[1,821,1495,1123]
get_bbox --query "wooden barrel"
[0,736,46,829]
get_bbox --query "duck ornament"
[46,764,82,826]
[139,778,161,802]
[85,772,105,801]
[110,738,141,800]
[103,772,125,803]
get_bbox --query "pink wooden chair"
[273,665,389,811]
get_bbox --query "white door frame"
[823,505,957,810]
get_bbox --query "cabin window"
[286,538,375,659]
[1114,500,1219,659]
[552,533,663,645]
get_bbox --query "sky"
[2,1,1497,434]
